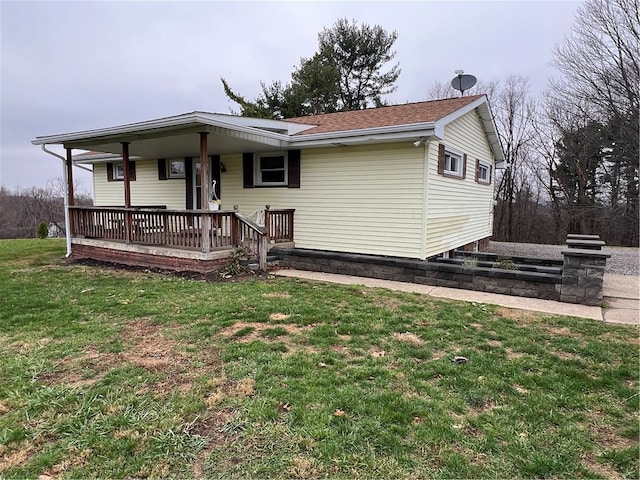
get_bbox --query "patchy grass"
[1,239,638,479]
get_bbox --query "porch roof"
[32,95,504,162]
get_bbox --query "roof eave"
[31,112,290,147]
[290,122,438,147]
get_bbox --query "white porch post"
[199,132,210,253]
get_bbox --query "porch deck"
[69,206,294,272]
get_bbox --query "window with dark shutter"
[438,144,445,175]
[438,144,466,180]
[243,153,254,188]
[475,159,492,184]
[158,159,167,180]
[288,150,301,188]
[107,162,135,182]
[185,157,193,210]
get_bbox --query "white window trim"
[444,147,463,177]
[114,163,125,180]
[477,160,491,184]
[167,159,186,179]
[254,151,288,186]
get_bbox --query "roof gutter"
[40,145,72,258]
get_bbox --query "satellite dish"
[451,70,477,96]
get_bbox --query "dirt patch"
[513,384,529,394]
[494,307,540,323]
[486,339,503,348]
[269,313,291,321]
[369,346,386,358]
[0,441,36,471]
[505,348,525,360]
[262,292,291,299]
[287,455,323,479]
[552,350,583,361]
[582,457,624,480]
[41,447,92,477]
[598,331,640,346]
[70,257,274,284]
[192,407,238,479]
[219,321,314,355]
[392,332,425,346]
[431,350,447,360]
[467,399,500,417]
[42,319,220,394]
[373,297,403,310]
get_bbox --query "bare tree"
[546,0,639,245]
[0,178,92,238]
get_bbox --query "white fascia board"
[32,112,290,146]
[475,102,506,162]
[433,96,506,163]
[289,123,437,147]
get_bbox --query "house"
[32,94,505,273]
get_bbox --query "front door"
[192,156,221,209]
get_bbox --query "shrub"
[495,256,518,270]
[36,221,49,239]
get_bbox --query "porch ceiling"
[63,124,286,158]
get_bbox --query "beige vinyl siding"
[425,109,495,258]
[221,144,426,258]
[93,160,185,209]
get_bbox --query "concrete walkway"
[274,269,639,326]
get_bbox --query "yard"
[1,239,638,479]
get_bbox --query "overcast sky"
[1,0,582,193]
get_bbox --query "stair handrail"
[233,211,268,270]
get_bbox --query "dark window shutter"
[185,157,193,210]
[489,165,493,185]
[437,144,445,175]
[475,159,480,182]
[462,154,467,180]
[288,150,301,188]
[129,161,136,181]
[158,159,167,180]
[107,163,114,182]
[243,153,254,188]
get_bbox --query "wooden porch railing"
[69,206,294,270]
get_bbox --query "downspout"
[40,144,72,257]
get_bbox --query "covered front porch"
[32,112,305,272]
[68,205,294,271]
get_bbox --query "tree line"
[0,181,92,239]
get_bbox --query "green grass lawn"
[1,239,638,479]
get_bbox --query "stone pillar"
[561,248,611,305]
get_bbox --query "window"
[255,152,288,186]
[444,151,462,176]
[476,160,491,184]
[168,159,185,179]
[114,163,125,180]
[437,144,466,179]
[107,161,136,182]
[243,150,300,188]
